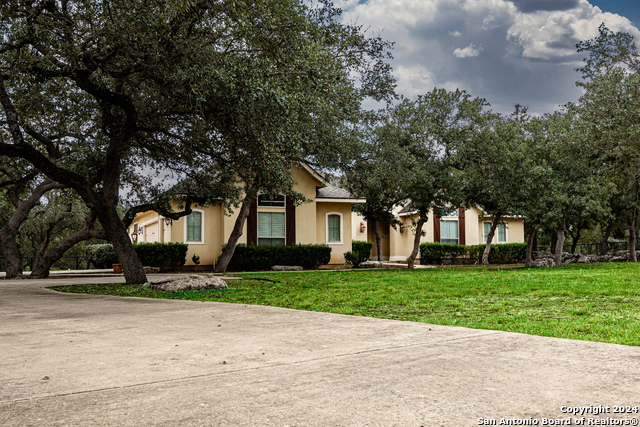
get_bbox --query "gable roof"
[316,185,364,203]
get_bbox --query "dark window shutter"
[458,208,466,245]
[434,215,441,243]
[285,196,296,245]
[247,201,258,245]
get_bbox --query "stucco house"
[353,206,525,262]
[127,165,364,266]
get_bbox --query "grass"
[49,263,640,346]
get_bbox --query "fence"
[537,241,635,255]
[20,255,93,272]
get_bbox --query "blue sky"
[591,1,640,26]
[338,0,640,115]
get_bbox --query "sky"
[336,0,640,114]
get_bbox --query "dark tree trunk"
[554,217,566,267]
[30,213,104,279]
[0,179,63,278]
[525,228,537,267]
[569,226,582,254]
[406,208,428,269]
[373,219,382,263]
[482,214,501,265]
[630,180,639,262]
[0,227,23,279]
[96,204,147,284]
[215,192,256,273]
[600,220,614,256]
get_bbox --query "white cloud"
[338,0,640,114]
[393,64,437,98]
[453,44,481,58]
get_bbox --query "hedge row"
[344,240,373,267]
[227,244,331,271]
[85,242,188,269]
[419,242,467,263]
[419,242,527,264]
[467,243,527,264]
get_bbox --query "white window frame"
[440,219,459,245]
[325,212,343,245]
[184,209,205,245]
[483,222,491,243]
[497,223,508,243]
[257,211,286,246]
[483,221,508,243]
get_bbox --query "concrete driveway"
[1,276,639,426]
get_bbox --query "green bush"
[419,242,467,264]
[134,242,188,268]
[85,242,188,269]
[227,244,332,271]
[467,243,526,264]
[85,244,118,268]
[344,240,373,267]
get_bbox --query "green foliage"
[86,242,188,269]
[467,243,526,264]
[419,242,467,264]
[85,244,118,269]
[134,243,188,268]
[344,240,373,267]
[227,244,331,271]
[191,254,200,265]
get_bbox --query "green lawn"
[50,263,640,346]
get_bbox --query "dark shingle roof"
[398,204,416,215]
[316,185,355,199]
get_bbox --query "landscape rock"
[271,265,303,271]
[143,266,160,274]
[358,261,383,268]
[148,276,227,292]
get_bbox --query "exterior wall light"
[399,224,405,234]
[131,231,138,244]
[360,222,366,233]
[165,218,172,226]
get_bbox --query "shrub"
[227,244,332,271]
[419,242,467,264]
[85,242,188,269]
[85,244,118,268]
[467,243,526,264]
[134,242,188,268]
[344,240,373,267]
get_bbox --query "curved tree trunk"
[0,227,23,279]
[30,213,104,279]
[0,179,63,278]
[96,204,147,284]
[406,209,428,269]
[481,213,502,265]
[215,191,257,273]
[554,216,566,267]
[525,228,537,267]
[600,220,614,256]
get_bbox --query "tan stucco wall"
[291,166,318,244]
[129,166,357,267]
[316,202,353,264]
[380,207,527,261]
[476,217,525,245]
